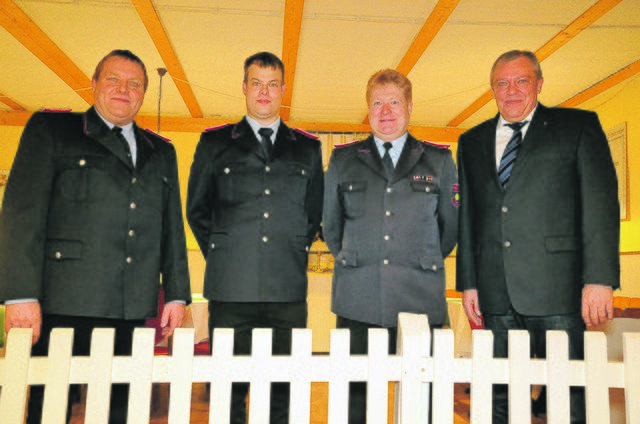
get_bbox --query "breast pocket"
[410,181,439,220]
[56,154,107,202]
[286,163,312,207]
[339,181,367,218]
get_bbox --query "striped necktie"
[498,121,527,189]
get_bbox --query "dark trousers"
[27,314,145,424]
[208,301,307,424]
[483,307,586,424]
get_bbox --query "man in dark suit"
[456,50,619,423]
[186,51,323,424]
[323,69,459,423]
[0,49,192,423]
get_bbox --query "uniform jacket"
[0,107,192,319]
[456,104,620,316]
[186,118,324,302]
[323,134,459,327]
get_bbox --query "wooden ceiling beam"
[362,0,460,124]
[0,110,466,143]
[0,0,93,105]
[447,0,623,127]
[559,58,640,108]
[280,0,305,121]
[131,0,203,118]
[0,92,26,111]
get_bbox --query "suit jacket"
[186,118,324,302]
[323,134,458,327]
[456,104,620,316]
[0,107,192,319]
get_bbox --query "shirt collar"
[497,104,538,129]
[95,109,135,137]
[246,115,281,141]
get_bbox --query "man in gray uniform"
[323,69,459,423]
[187,51,324,424]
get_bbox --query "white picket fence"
[0,312,639,423]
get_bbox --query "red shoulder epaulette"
[204,123,230,132]
[421,140,450,149]
[40,108,72,113]
[334,140,361,149]
[144,128,172,143]
[293,128,318,139]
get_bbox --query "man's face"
[491,56,544,123]
[92,56,146,126]
[368,83,412,142]
[243,64,285,126]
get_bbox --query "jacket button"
[386,188,392,193]
[262,236,269,243]
[265,166,271,172]
[383,259,389,265]
[301,169,306,175]
[502,206,508,213]
[224,168,230,174]
[385,211,391,216]
[341,259,347,265]
[79,159,86,166]
[264,189,271,195]
[349,185,353,191]
[432,265,438,271]
[130,202,137,209]
[55,252,62,259]
[210,243,215,249]
[384,235,390,241]
[131,177,137,184]
[128,230,135,237]
[126,257,132,264]
[504,241,511,248]
[263,212,269,219]
[425,187,430,192]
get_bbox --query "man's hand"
[159,302,186,344]
[582,284,614,327]
[5,302,42,345]
[462,289,483,327]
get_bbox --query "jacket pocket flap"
[411,181,440,194]
[288,163,312,179]
[339,181,367,192]
[45,240,83,260]
[545,236,578,252]
[420,255,445,272]
[335,250,357,267]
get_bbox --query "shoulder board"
[293,128,318,139]
[40,108,72,113]
[144,128,172,143]
[421,140,450,149]
[334,140,362,149]
[204,123,230,132]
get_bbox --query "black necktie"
[498,121,527,189]
[112,126,133,166]
[258,127,274,160]
[382,142,394,179]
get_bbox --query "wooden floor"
[68,382,544,423]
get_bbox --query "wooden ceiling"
[1,0,640,142]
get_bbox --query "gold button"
[126,257,132,264]
[264,189,271,195]
[130,202,137,209]
[128,230,135,237]
[301,169,306,175]
[79,159,86,166]
[262,236,269,243]
[210,243,215,249]
[263,212,269,218]
[131,177,137,184]
[55,252,62,259]
[383,259,389,265]
[224,168,230,174]
[265,166,271,172]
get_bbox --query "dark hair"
[366,69,412,104]
[92,49,149,91]
[490,50,543,84]
[243,52,285,83]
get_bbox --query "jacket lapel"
[133,124,156,171]
[271,121,296,161]
[356,136,387,180]
[231,117,266,161]
[393,134,424,183]
[83,107,133,170]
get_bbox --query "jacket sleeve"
[437,150,459,258]
[322,149,344,256]
[455,136,477,292]
[186,133,216,257]
[577,112,620,288]
[0,113,56,302]
[305,142,324,244]
[160,144,192,305]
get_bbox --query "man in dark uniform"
[457,50,619,423]
[323,69,459,423]
[186,51,324,424]
[0,49,192,423]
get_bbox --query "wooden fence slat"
[327,329,351,424]
[168,328,195,424]
[125,328,155,424]
[432,329,455,423]
[85,328,115,424]
[42,328,74,424]
[509,330,531,423]
[470,330,494,424]
[584,331,610,423]
[546,331,571,424]
[247,328,273,424]
[289,329,313,424]
[623,332,640,423]
[366,328,390,424]
[0,328,32,423]
[210,328,235,424]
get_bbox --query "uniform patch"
[452,183,460,207]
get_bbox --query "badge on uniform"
[452,184,460,207]
[413,175,432,182]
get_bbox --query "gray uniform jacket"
[186,118,324,302]
[0,107,192,319]
[456,104,620,316]
[323,134,459,327]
